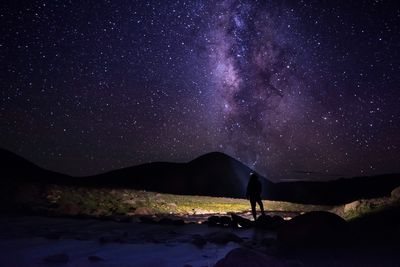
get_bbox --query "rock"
[391,186,400,199]
[219,216,232,226]
[344,200,361,213]
[192,234,207,248]
[255,215,273,228]
[206,231,243,244]
[254,214,284,229]
[43,253,69,264]
[207,215,220,226]
[206,215,232,227]
[231,214,254,228]
[134,207,153,215]
[214,248,286,267]
[88,255,104,262]
[277,211,348,249]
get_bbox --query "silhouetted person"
[246,172,265,220]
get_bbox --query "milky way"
[208,1,313,173]
[1,1,399,181]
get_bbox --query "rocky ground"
[1,186,399,266]
[1,209,400,267]
[0,215,262,267]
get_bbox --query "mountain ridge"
[1,148,400,205]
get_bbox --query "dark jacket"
[246,177,262,199]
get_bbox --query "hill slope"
[1,148,400,205]
[84,151,257,198]
[268,174,400,204]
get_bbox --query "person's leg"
[257,198,265,216]
[250,198,257,220]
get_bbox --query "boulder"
[214,248,286,267]
[206,215,231,227]
[207,215,220,226]
[255,215,273,228]
[277,211,348,249]
[344,200,361,213]
[231,214,254,228]
[391,186,400,199]
[255,214,285,229]
[219,216,232,226]
[272,215,285,225]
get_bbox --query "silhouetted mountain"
[0,149,72,212]
[84,151,256,197]
[265,174,400,205]
[0,148,70,181]
[1,148,400,205]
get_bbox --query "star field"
[1,0,399,181]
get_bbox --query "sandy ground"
[0,216,271,267]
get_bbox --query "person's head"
[250,172,258,181]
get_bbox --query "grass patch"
[15,184,333,217]
[340,196,400,221]
[17,183,400,220]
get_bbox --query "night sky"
[1,0,399,181]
